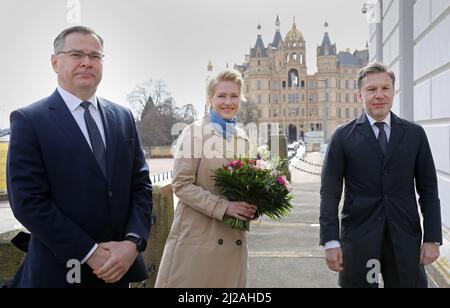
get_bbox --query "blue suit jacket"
[320,112,441,287]
[7,90,153,287]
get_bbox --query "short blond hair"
[357,62,396,90]
[207,69,246,101]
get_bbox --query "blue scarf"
[209,108,237,141]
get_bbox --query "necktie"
[375,122,387,156]
[80,101,107,177]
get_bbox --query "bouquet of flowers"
[212,152,294,231]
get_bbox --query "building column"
[399,0,414,121]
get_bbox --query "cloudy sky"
[0,0,369,128]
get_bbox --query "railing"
[151,171,173,184]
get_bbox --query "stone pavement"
[246,153,340,288]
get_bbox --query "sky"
[0,0,369,129]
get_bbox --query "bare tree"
[127,79,171,121]
[127,79,198,147]
[237,99,259,126]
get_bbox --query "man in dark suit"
[320,62,442,288]
[7,26,152,287]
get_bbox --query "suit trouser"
[380,224,401,288]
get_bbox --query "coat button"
[218,239,224,245]
[236,240,242,246]
[108,191,113,197]
[383,170,389,176]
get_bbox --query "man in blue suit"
[7,26,152,288]
[320,63,441,288]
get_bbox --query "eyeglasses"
[56,50,105,61]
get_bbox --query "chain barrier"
[290,164,322,176]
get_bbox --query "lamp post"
[320,79,329,144]
[362,0,383,63]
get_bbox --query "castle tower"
[317,22,337,73]
[205,60,213,115]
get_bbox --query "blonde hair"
[207,69,246,102]
[357,62,396,90]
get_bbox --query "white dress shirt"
[57,87,106,149]
[324,112,391,250]
[57,87,106,263]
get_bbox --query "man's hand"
[94,241,139,284]
[325,247,343,272]
[420,242,440,265]
[86,246,111,272]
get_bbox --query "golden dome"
[285,18,304,42]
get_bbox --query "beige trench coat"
[155,115,251,288]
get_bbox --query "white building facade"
[368,0,450,286]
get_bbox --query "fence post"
[141,180,174,288]
[270,134,291,182]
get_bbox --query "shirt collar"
[57,86,98,112]
[366,112,391,129]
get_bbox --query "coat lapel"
[383,112,406,167]
[48,90,105,178]
[98,98,117,184]
[355,113,384,162]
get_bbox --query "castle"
[230,16,369,143]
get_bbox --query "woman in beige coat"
[155,70,256,288]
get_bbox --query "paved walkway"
[247,153,339,288]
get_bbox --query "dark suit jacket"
[320,112,442,288]
[7,90,153,288]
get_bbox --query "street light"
[362,0,383,63]
[319,80,329,144]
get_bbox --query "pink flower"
[229,160,244,169]
[255,159,268,170]
[277,176,287,186]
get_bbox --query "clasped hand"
[86,241,138,284]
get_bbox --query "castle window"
[282,81,286,89]
[286,54,290,62]
[300,54,304,64]
[273,81,279,90]
[292,53,298,61]
[301,80,305,88]
[288,69,299,88]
